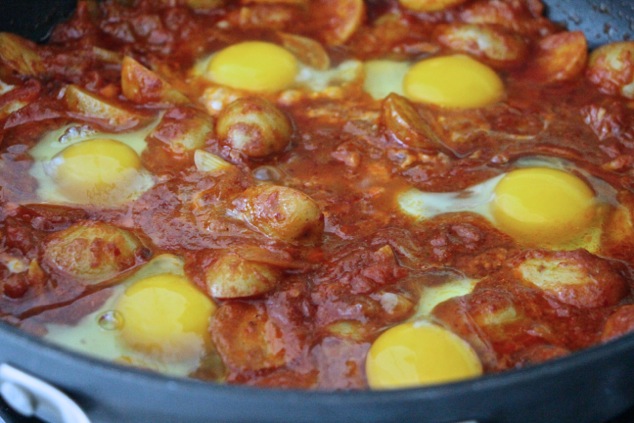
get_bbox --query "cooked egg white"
[414,277,479,318]
[192,43,503,111]
[29,121,158,206]
[363,54,505,108]
[44,254,215,377]
[363,60,410,100]
[398,173,504,220]
[365,273,482,390]
[398,158,613,251]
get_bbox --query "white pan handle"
[0,364,90,423]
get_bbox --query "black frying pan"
[4,0,634,48]
[1,1,634,422]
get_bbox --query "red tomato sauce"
[1,0,634,389]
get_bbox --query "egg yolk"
[206,41,298,93]
[365,321,482,389]
[50,138,142,204]
[403,54,504,108]
[491,167,596,246]
[116,274,216,360]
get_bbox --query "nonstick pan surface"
[0,1,633,423]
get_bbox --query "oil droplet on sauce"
[97,310,124,331]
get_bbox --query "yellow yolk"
[365,321,482,389]
[206,41,299,93]
[116,273,216,360]
[491,167,596,246]
[403,54,504,108]
[50,138,142,204]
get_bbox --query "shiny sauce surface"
[1,0,634,389]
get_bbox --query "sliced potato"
[0,99,28,120]
[147,106,213,154]
[310,0,365,46]
[121,56,189,105]
[516,250,628,308]
[278,32,330,70]
[0,33,44,77]
[237,184,324,243]
[469,290,521,327]
[323,320,369,341]
[601,305,634,342]
[210,302,286,371]
[194,150,234,173]
[217,97,292,158]
[382,93,453,154]
[64,84,150,129]
[587,41,634,99]
[186,0,226,8]
[42,221,147,284]
[602,191,634,262]
[435,23,528,69]
[524,31,588,83]
[0,79,42,120]
[205,251,281,298]
[238,4,300,30]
